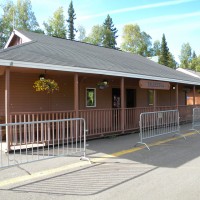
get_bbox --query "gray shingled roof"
[0,30,200,85]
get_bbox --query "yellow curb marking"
[92,131,196,162]
[0,161,89,188]
[0,131,197,187]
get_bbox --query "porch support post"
[176,83,179,108]
[153,89,157,110]
[5,67,10,152]
[74,73,79,118]
[193,85,196,106]
[120,77,125,132]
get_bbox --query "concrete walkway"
[0,123,200,200]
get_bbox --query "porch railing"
[125,107,154,131]
[6,105,196,144]
[9,111,75,145]
[178,105,194,122]
[79,108,121,137]
[10,110,75,123]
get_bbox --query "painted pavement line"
[91,131,196,162]
[0,131,197,187]
[0,161,90,188]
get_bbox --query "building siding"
[9,72,74,112]
[0,69,194,118]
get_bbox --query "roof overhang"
[0,59,200,86]
[176,68,200,79]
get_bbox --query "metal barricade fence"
[137,110,186,150]
[192,108,200,133]
[0,118,90,169]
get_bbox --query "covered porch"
[1,66,199,145]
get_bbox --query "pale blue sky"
[2,0,200,62]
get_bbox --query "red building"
[0,30,200,144]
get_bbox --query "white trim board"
[0,59,200,86]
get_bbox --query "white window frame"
[86,88,96,107]
[148,89,154,106]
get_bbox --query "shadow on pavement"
[86,123,200,168]
[3,162,157,196]
[0,123,200,197]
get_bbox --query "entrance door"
[126,89,136,108]
[112,88,121,130]
[112,88,121,108]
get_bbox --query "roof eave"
[0,59,200,86]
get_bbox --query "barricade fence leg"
[191,108,200,134]
[80,120,91,163]
[135,120,150,150]
[173,116,186,139]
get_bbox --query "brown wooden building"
[0,30,200,141]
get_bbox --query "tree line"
[0,0,200,70]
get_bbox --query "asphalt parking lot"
[0,123,200,200]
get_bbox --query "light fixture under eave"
[97,79,109,89]
[39,74,45,80]
[102,80,109,86]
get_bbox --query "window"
[148,90,154,106]
[86,88,96,107]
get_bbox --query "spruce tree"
[102,15,118,48]
[168,52,177,69]
[158,34,169,67]
[192,51,197,59]
[66,1,76,40]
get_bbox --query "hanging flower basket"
[33,78,59,93]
